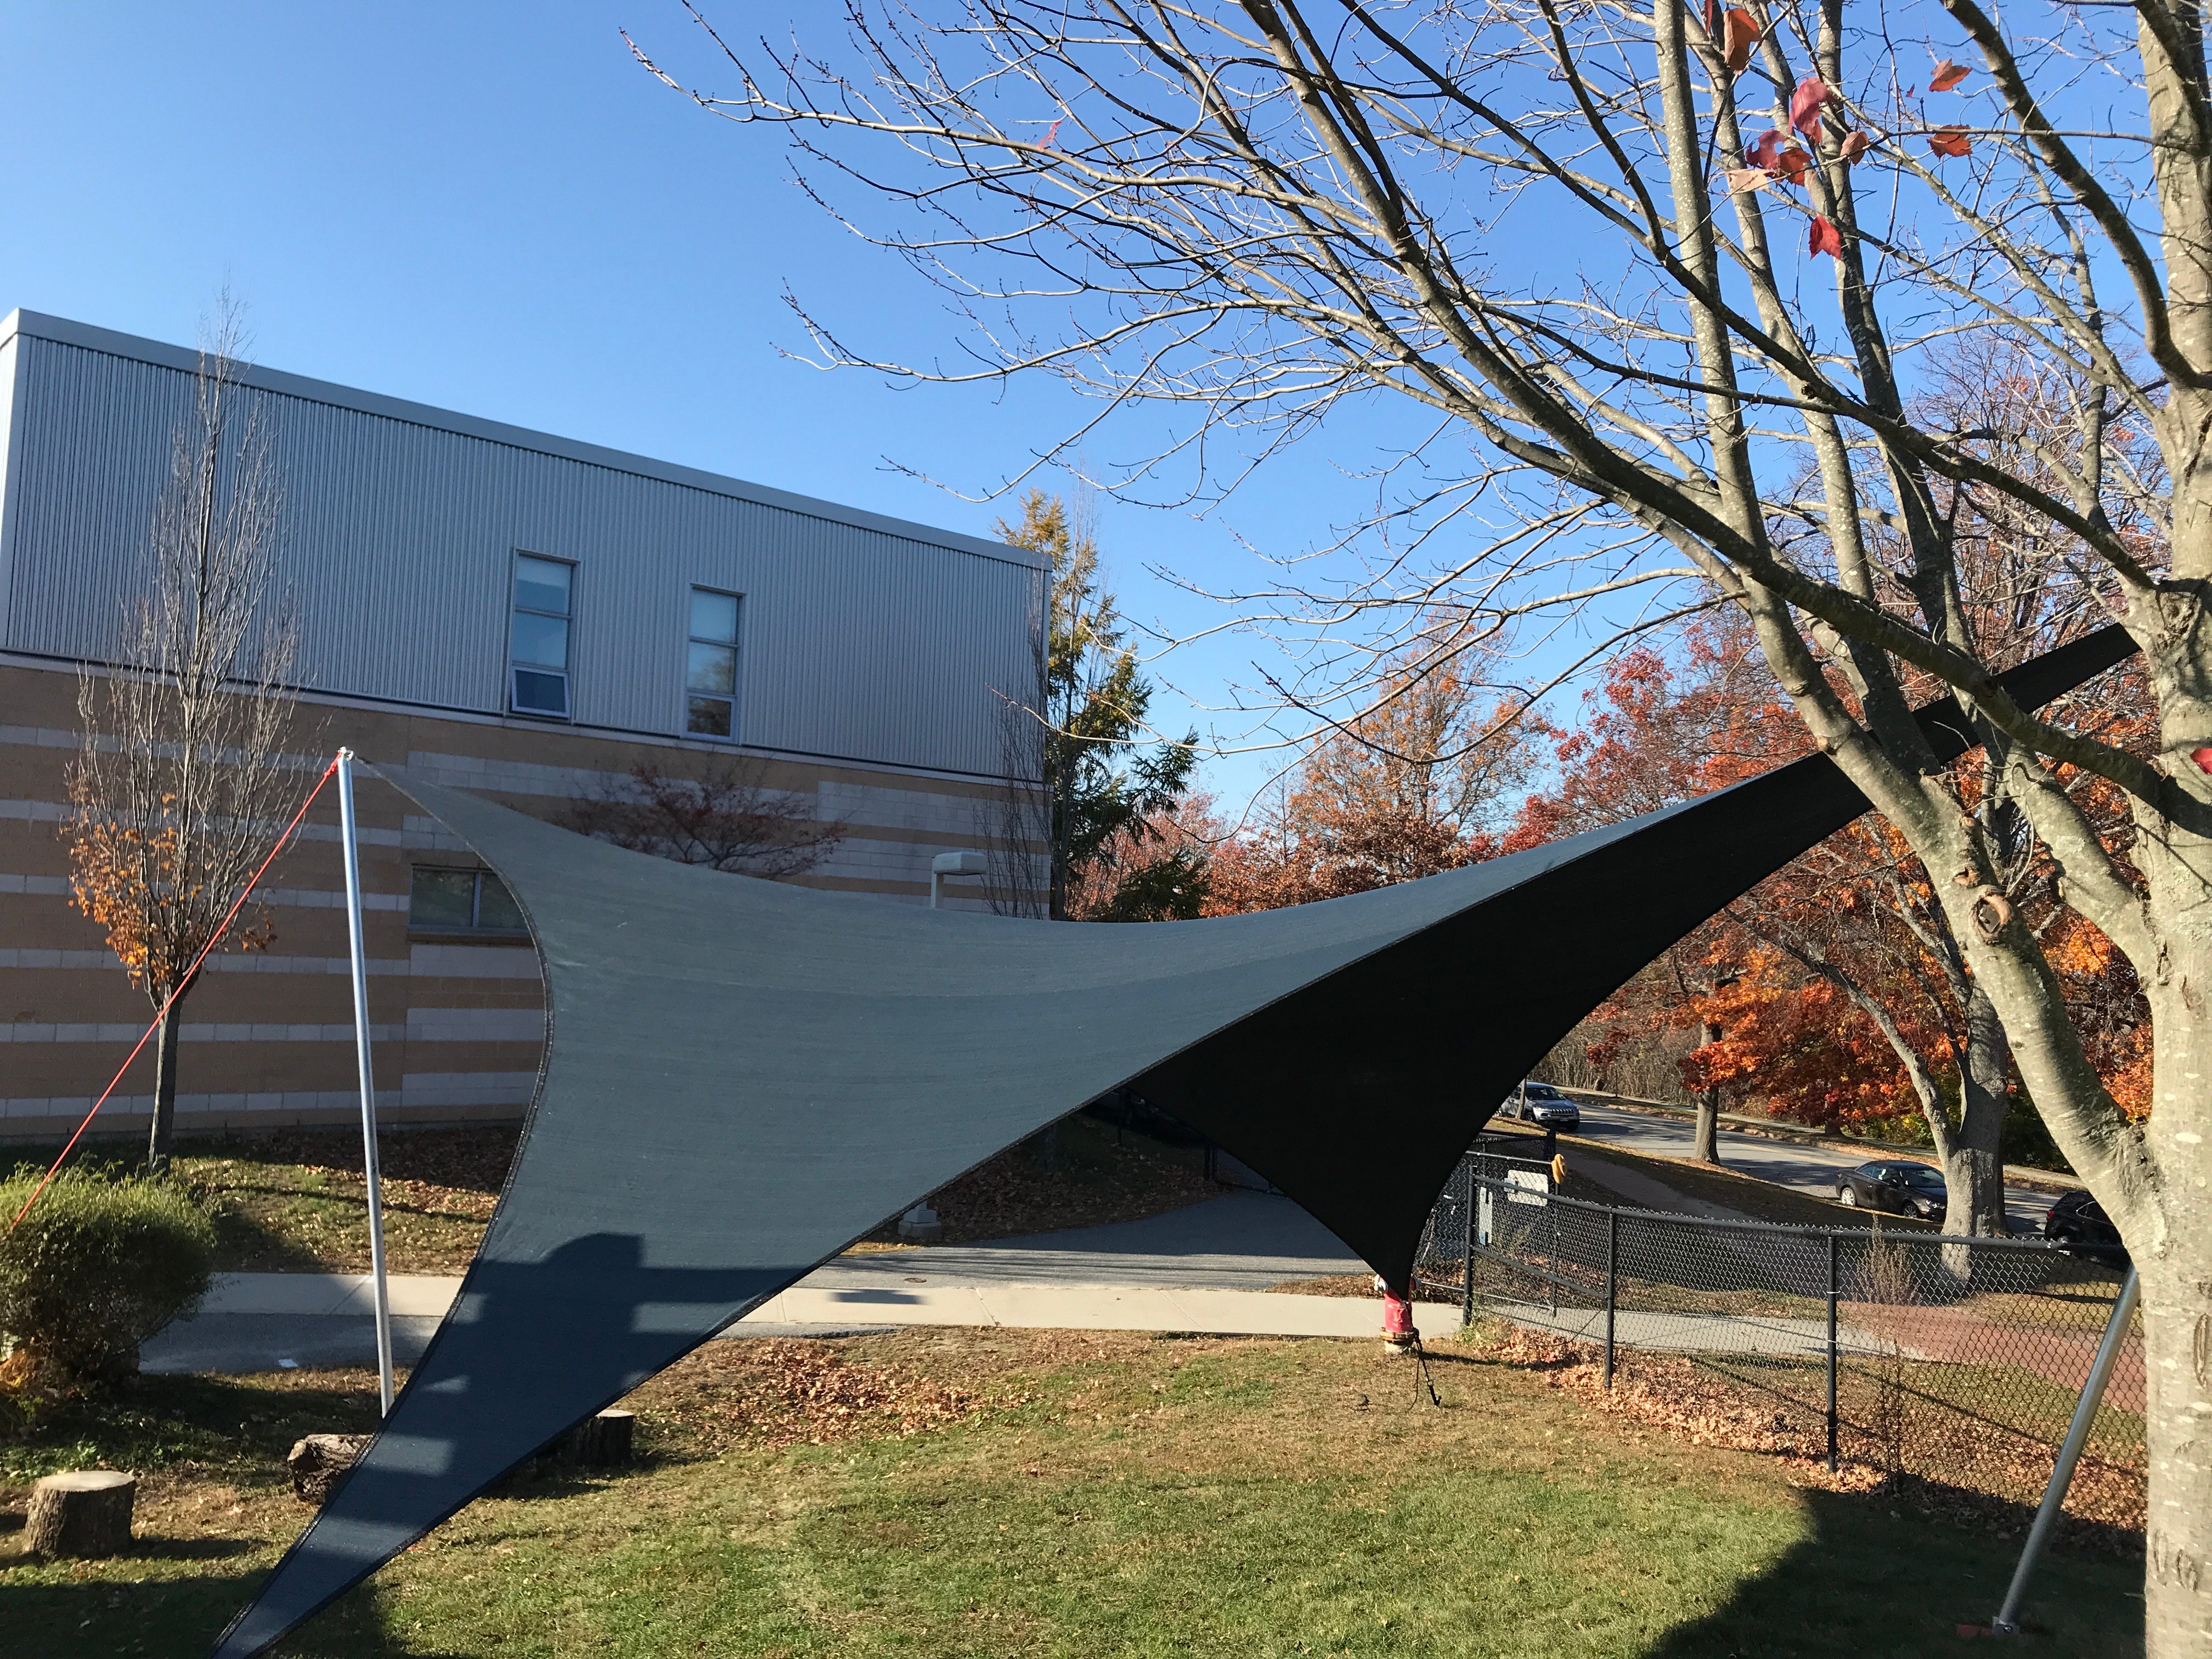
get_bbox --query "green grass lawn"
[0,1328,2142,1657]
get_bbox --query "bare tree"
[636,5,2212,1640]
[65,301,303,1173]
[564,757,845,880]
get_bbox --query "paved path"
[144,1193,1378,1375]
[1491,1300,1917,1361]
[1566,1099,2057,1231]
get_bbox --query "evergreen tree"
[998,491,1205,921]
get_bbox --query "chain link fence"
[1414,1147,2142,1527]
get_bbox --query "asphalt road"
[1559,1098,2058,1233]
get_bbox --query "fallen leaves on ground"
[893,1119,1218,1244]
[632,1340,1032,1453]
[1470,1322,2144,1552]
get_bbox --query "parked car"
[2043,1188,2128,1263]
[1510,1081,1581,1132]
[1836,1160,1948,1221]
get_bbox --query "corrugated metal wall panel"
[2,336,1045,780]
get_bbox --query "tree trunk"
[1939,985,2012,1242]
[2138,927,2212,1655]
[1691,1019,1722,1164]
[1691,1092,1720,1164]
[26,1471,135,1557]
[2141,1261,2212,1654]
[145,998,182,1175]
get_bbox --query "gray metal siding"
[1,331,1045,780]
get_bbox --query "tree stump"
[25,1471,134,1558]
[558,1410,635,1468]
[286,1434,373,1505]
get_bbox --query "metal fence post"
[1826,1231,1840,1475]
[1604,1207,1618,1389]
[1549,1183,1559,1316]
[1993,1266,2140,1635]
[1460,1157,1476,1326]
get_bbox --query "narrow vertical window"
[510,555,573,718]
[685,588,740,738]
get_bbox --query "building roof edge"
[0,308,1043,572]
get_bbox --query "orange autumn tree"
[1207,639,1548,913]
[65,305,305,1173]
[1505,610,1810,1162]
[1520,604,2149,1233]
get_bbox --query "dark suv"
[2044,1189,2127,1263]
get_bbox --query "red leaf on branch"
[1927,125,1972,159]
[1929,59,1972,91]
[1840,130,1873,162]
[1723,7,1760,72]
[1790,76,1831,138]
[1775,144,1812,185]
[1808,215,1843,258]
[1745,129,1783,170]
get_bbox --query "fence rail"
[1415,1152,2142,1522]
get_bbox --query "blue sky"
[0,1,1422,811]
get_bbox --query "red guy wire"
[9,755,343,1231]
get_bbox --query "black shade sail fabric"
[211,627,2134,1656]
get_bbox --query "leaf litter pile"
[1471,1322,2144,1554]
[631,1339,1034,1454]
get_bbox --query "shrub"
[0,1170,216,1387]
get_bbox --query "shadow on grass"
[0,1570,454,1659]
[1632,1483,2142,1657]
[2,1371,385,1486]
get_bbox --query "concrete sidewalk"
[144,1191,1382,1374]
[143,1270,1458,1374]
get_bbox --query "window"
[409,867,528,935]
[685,587,741,738]
[511,555,573,718]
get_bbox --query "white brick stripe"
[0,946,535,978]
[0,1022,405,1044]
[0,1008,540,1045]
[0,947,410,976]
[0,872,408,909]
[0,797,405,848]
[407,944,540,979]
[400,1070,538,1106]
[0,1071,539,1121]
[404,1008,544,1043]
[0,1088,404,1120]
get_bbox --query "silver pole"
[1992,1263,2139,1635]
[337,749,395,1415]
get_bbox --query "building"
[0,310,1046,1142]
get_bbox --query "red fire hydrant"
[1377,1274,1419,1354]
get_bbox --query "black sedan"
[1836,1160,1948,1221]
[2044,1188,2128,1263]
[1510,1081,1581,1132]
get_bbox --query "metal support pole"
[337,751,394,1416]
[1825,1231,1840,1474]
[1992,1266,2140,1637]
[1604,1207,1618,1389]
[1460,1157,1476,1326]
[1548,1181,1559,1316]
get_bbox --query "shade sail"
[211,626,2133,1656]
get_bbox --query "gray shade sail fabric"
[211,626,2133,1656]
